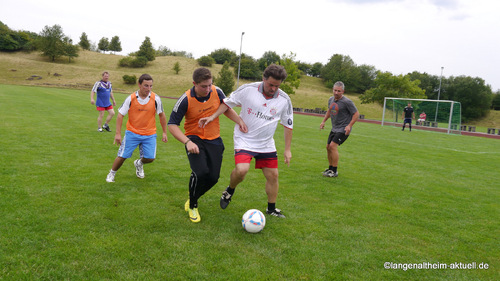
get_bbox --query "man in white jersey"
[199,64,293,218]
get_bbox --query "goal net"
[382,97,462,134]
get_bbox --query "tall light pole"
[236,32,245,88]
[435,66,444,122]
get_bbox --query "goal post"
[382,97,462,134]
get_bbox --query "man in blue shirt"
[91,71,116,132]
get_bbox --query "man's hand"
[161,133,168,143]
[114,133,122,146]
[198,116,215,128]
[185,141,199,154]
[284,150,292,167]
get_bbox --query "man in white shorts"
[199,64,293,218]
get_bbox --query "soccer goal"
[382,97,462,134]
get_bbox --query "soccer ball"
[242,209,266,233]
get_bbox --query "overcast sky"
[2,0,499,91]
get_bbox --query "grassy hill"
[1,50,499,127]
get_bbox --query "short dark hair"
[138,74,153,84]
[192,68,212,84]
[263,64,287,82]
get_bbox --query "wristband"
[184,139,191,145]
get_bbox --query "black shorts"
[328,131,349,145]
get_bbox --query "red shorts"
[97,105,113,111]
[235,150,278,169]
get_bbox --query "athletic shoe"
[188,207,201,223]
[184,199,190,212]
[134,159,144,178]
[220,190,232,209]
[98,128,103,132]
[106,172,115,183]
[322,168,330,176]
[266,208,286,218]
[323,169,338,178]
[103,123,111,132]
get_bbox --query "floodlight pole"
[236,32,245,88]
[434,66,444,122]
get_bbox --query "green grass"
[1,84,499,280]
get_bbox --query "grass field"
[0,84,499,280]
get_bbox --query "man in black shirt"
[402,103,415,131]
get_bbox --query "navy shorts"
[327,131,349,146]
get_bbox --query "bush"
[130,56,148,68]
[122,75,137,85]
[197,55,215,67]
[119,56,148,68]
[119,56,134,67]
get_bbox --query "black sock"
[268,202,276,211]
[329,165,334,171]
[226,186,235,195]
[332,167,338,173]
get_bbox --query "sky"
[1,0,499,91]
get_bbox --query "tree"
[197,55,215,67]
[37,24,66,61]
[296,61,312,75]
[63,37,79,62]
[98,37,109,53]
[309,62,323,77]
[109,36,122,54]
[278,52,300,95]
[357,64,377,93]
[234,55,260,80]
[78,32,90,50]
[444,76,493,121]
[173,62,181,74]
[137,36,155,61]
[210,48,237,64]
[157,45,172,56]
[360,71,426,105]
[214,62,235,95]
[258,51,280,71]
[492,91,500,110]
[0,21,37,51]
[407,71,441,99]
[320,54,361,91]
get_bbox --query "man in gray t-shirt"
[320,81,359,177]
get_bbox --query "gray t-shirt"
[328,95,358,133]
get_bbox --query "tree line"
[1,21,498,121]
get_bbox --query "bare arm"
[90,91,95,105]
[283,127,293,167]
[223,107,248,133]
[110,90,116,106]
[159,112,168,143]
[114,113,124,145]
[198,103,230,128]
[320,110,331,130]
[168,124,199,154]
[344,111,359,135]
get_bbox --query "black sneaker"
[103,123,111,132]
[266,208,286,218]
[220,190,232,209]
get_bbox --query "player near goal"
[320,81,359,178]
[402,103,415,131]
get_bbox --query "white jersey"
[224,82,293,152]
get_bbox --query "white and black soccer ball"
[242,209,266,233]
